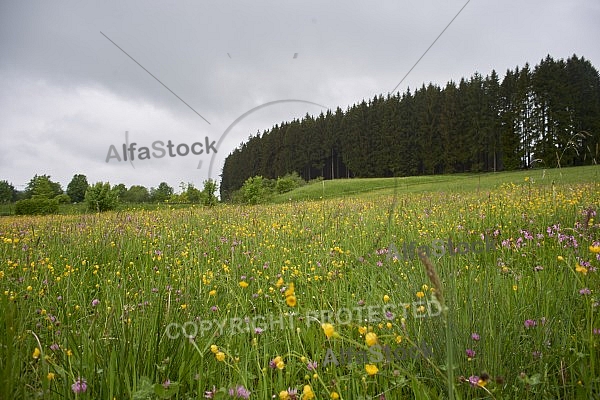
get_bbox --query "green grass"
[271,165,600,202]
[0,167,599,399]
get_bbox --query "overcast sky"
[1,0,598,193]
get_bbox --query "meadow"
[1,166,599,399]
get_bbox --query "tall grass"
[0,174,599,399]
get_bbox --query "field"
[1,166,599,399]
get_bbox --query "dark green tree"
[150,182,174,203]
[25,175,62,199]
[121,185,150,203]
[66,174,89,203]
[0,180,16,203]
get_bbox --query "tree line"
[220,54,600,200]
[0,174,218,214]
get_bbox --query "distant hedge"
[15,197,59,215]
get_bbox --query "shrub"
[15,197,59,215]
[54,193,72,204]
[85,182,119,212]
[242,176,270,204]
[275,172,305,194]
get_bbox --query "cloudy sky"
[1,0,598,193]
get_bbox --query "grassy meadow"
[1,166,599,399]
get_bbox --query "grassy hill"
[271,165,599,203]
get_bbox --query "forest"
[220,54,600,200]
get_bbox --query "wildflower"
[284,283,295,297]
[204,385,217,398]
[302,385,315,400]
[50,343,59,351]
[162,379,171,388]
[239,281,249,288]
[215,351,225,361]
[534,265,544,272]
[321,323,336,339]
[383,294,390,302]
[279,390,290,400]
[466,349,476,359]
[210,306,218,312]
[575,264,588,275]
[524,319,537,328]
[416,291,425,298]
[229,384,250,399]
[91,299,100,307]
[307,361,317,371]
[286,295,297,307]
[276,277,284,288]
[471,333,480,341]
[71,377,87,394]
[254,327,264,335]
[579,288,591,295]
[557,256,564,261]
[358,326,367,335]
[210,344,218,354]
[365,364,379,375]
[365,332,378,347]
[47,372,55,381]
[468,375,480,387]
[286,387,298,399]
[590,245,600,254]
[270,356,285,370]
[209,290,216,296]
[32,347,41,359]
[330,392,340,399]
[180,304,187,310]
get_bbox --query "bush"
[85,182,119,212]
[275,172,305,194]
[54,193,71,204]
[15,197,59,215]
[241,176,270,205]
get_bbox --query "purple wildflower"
[524,319,537,328]
[228,385,250,399]
[71,377,87,394]
[579,288,591,295]
[91,299,100,307]
[468,375,480,387]
[471,333,480,341]
[307,361,318,371]
[465,349,476,358]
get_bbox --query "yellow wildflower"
[365,332,378,347]
[32,347,41,359]
[576,264,588,275]
[286,295,297,307]
[303,385,315,400]
[321,323,336,339]
[365,364,379,375]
